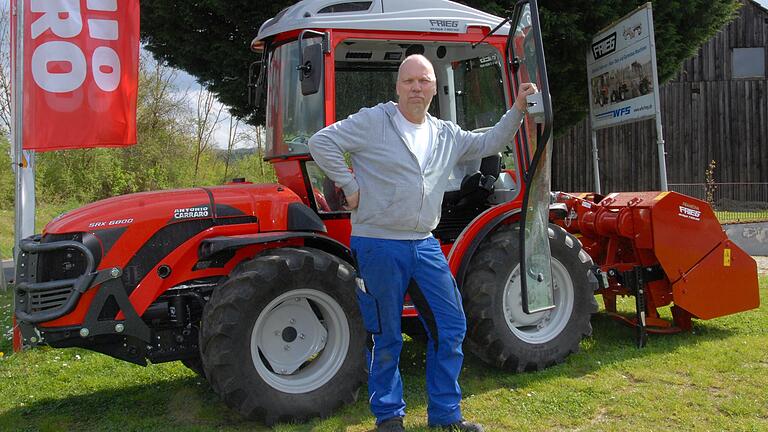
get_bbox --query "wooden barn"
[553,0,768,205]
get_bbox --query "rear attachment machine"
[554,191,759,347]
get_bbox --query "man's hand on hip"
[514,83,538,112]
[344,191,360,210]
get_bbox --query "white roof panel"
[255,0,509,41]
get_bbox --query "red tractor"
[14,0,758,425]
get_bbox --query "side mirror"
[299,43,323,96]
[248,60,264,109]
[296,30,329,96]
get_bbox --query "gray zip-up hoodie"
[308,102,524,240]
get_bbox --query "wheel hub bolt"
[289,318,296,324]
[284,344,291,351]
[299,333,305,340]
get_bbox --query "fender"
[116,230,353,327]
[448,201,570,288]
[199,231,353,268]
[448,201,523,288]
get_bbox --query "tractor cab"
[253,0,556,313]
[255,0,520,215]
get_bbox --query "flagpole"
[12,0,35,262]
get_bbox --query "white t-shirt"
[393,108,434,170]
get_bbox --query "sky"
[171,66,235,150]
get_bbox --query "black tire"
[463,223,598,372]
[200,247,366,425]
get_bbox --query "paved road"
[723,222,768,257]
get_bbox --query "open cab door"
[508,0,556,313]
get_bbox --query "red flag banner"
[18,0,139,151]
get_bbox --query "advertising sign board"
[587,4,657,129]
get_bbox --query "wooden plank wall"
[552,0,768,192]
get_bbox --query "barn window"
[732,48,765,79]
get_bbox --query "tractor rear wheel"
[463,223,598,372]
[200,247,366,424]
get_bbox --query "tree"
[139,0,740,132]
[191,86,224,179]
[0,5,11,136]
[222,115,241,182]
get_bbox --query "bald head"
[397,54,435,81]
[396,55,437,123]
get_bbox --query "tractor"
[14,0,759,425]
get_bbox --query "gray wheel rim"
[502,258,575,344]
[250,288,350,393]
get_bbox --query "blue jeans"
[351,235,466,426]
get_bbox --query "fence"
[669,182,768,223]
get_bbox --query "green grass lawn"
[1,279,766,432]
[716,211,768,224]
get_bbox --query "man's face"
[396,57,437,117]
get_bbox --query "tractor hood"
[44,183,303,236]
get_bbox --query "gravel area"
[755,256,768,275]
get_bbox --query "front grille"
[39,233,88,283]
[16,233,100,324]
[29,287,75,312]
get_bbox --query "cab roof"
[255,0,510,42]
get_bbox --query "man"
[309,54,537,432]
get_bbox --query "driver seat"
[443,154,501,209]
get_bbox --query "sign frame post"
[590,130,601,194]
[647,4,668,191]
[585,59,602,194]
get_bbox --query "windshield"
[335,66,398,120]
[266,39,325,158]
[332,40,503,125]
[454,55,507,130]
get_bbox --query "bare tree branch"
[0,4,13,136]
[192,86,223,179]
[223,115,241,182]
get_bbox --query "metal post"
[647,3,668,191]
[12,0,35,264]
[585,44,601,195]
[591,130,601,194]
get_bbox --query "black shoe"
[432,420,484,432]
[377,416,405,432]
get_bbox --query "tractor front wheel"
[200,247,366,424]
[463,223,598,372]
